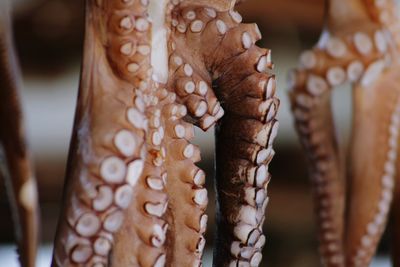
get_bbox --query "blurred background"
[0,0,395,266]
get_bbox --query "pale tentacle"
[346,68,400,266]
[111,95,172,266]
[362,0,400,50]
[359,1,400,265]
[288,1,394,263]
[164,111,207,266]
[52,0,151,265]
[0,2,39,267]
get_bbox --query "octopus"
[0,0,279,266]
[0,2,39,267]
[52,0,280,266]
[289,0,400,266]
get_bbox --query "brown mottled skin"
[0,1,39,267]
[50,0,278,266]
[289,0,400,266]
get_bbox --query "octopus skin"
[289,0,400,266]
[0,2,39,267]
[51,0,279,266]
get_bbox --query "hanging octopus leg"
[0,2,39,267]
[52,0,276,266]
[198,14,279,267]
[346,69,400,266]
[289,0,400,264]
[290,72,345,267]
[360,0,400,265]
[165,3,278,265]
[51,0,150,264]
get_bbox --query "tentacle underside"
[0,3,39,267]
[52,0,276,266]
[290,73,345,266]
[346,68,400,266]
[52,0,150,265]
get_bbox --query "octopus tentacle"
[346,68,400,266]
[289,72,346,267]
[112,96,172,266]
[0,2,39,267]
[52,0,151,265]
[211,20,278,267]
[164,113,207,266]
[167,3,278,266]
[52,0,276,266]
[289,0,400,266]
[289,24,391,267]
[362,0,400,50]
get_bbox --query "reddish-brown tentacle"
[200,11,278,267]
[166,3,277,266]
[52,0,275,266]
[0,2,39,267]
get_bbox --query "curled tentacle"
[0,2,39,267]
[167,3,278,266]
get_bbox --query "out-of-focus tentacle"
[289,70,346,267]
[0,2,39,267]
[291,0,399,266]
[346,68,400,266]
[288,0,394,263]
[362,0,400,50]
